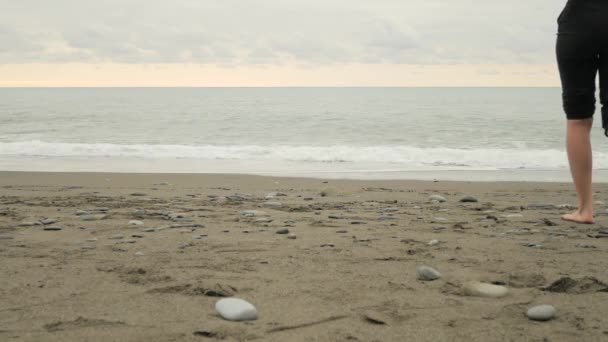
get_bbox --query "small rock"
[276,228,289,234]
[18,220,41,227]
[81,214,108,221]
[43,226,63,231]
[239,210,267,217]
[429,195,447,203]
[287,233,297,239]
[130,192,148,196]
[526,305,556,321]
[350,221,367,225]
[254,217,273,223]
[428,239,439,246]
[416,266,442,281]
[40,218,58,225]
[263,201,282,209]
[328,214,344,219]
[594,200,605,205]
[128,220,144,226]
[459,195,478,203]
[134,251,145,256]
[109,234,124,240]
[86,238,98,242]
[75,210,90,216]
[215,298,257,321]
[81,246,96,250]
[462,281,509,298]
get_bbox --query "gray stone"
[526,305,556,321]
[43,226,63,231]
[428,239,440,246]
[459,195,478,203]
[81,214,108,221]
[263,201,282,209]
[287,233,297,239]
[109,234,124,240]
[429,195,447,203]
[130,192,148,196]
[276,228,290,234]
[416,266,442,281]
[40,218,58,225]
[239,210,268,217]
[128,220,144,226]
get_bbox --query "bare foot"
[561,210,595,224]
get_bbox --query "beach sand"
[1,171,607,341]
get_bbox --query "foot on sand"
[561,210,595,224]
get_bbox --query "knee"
[563,88,596,119]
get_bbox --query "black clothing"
[556,0,608,135]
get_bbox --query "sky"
[0,0,565,87]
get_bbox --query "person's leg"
[556,24,598,224]
[563,117,595,223]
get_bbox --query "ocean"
[1,87,607,182]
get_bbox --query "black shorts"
[556,0,608,130]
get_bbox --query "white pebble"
[215,298,258,321]
[462,281,509,298]
[526,305,556,321]
[428,239,439,246]
[416,266,442,281]
[128,220,144,226]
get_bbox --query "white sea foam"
[2,140,606,170]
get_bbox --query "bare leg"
[562,118,595,224]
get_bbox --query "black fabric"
[556,0,608,135]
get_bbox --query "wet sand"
[1,171,607,341]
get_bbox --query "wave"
[0,140,602,170]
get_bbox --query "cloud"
[0,0,564,66]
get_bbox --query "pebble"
[240,210,267,217]
[287,233,297,239]
[462,281,509,298]
[350,221,367,224]
[109,234,124,240]
[81,246,96,250]
[43,226,63,231]
[594,200,605,205]
[328,215,344,219]
[428,239,439,246]
[276,228,289,234]
[429,195,447,203]
[141,228,156,232]
[215,298,258,321]
[254,218,273,223]
[130,192,148,196]
[383,208,399,213]
[81,214,108,221]
[263,201,282,209]
[128,220,144,226]
[416,266,442,281]
[86,238,98,242]
[75,210,90,216]
[40,218,58,225]
[459,195,478,203]
[18,220,42,227]
[134,251,145,256]
[526,305,556,321]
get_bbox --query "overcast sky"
[0,0,566,86]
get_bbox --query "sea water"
[1,87,607,181]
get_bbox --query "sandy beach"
[1,171,607,342]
